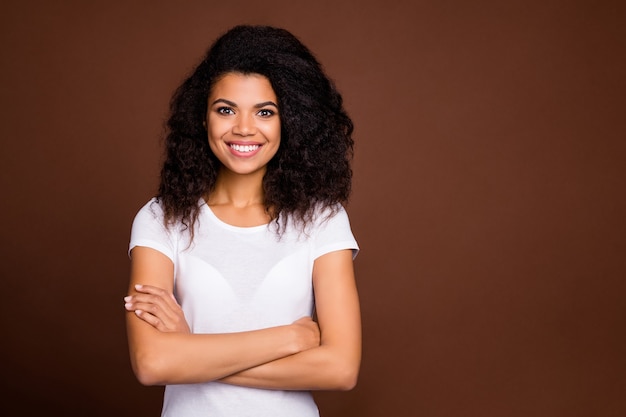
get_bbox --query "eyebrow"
[211,98,279,109]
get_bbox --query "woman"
[124,25,360,416]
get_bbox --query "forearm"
[219,343,360,391]
[128,318,303,386]
[126,248,320,386]
[220,249,363,392]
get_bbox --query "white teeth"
[230,144,260,153]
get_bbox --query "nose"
[232,113,256,136]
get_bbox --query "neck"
[206,168,265,208]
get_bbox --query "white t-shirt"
[129,198,359,417]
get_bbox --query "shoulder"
[131,198,165,226]
[129,198,180,260]
[310,203,359,257]
[312,203,352,231]
[131,197,206,240]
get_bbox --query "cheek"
[207,119,226,141]
[263,122,281,142]
[206,126,222,153]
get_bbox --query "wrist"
[287,323,306,354]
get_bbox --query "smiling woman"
[124,25,360,417]
[206,73,281,180]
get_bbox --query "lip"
[226,141,263,157]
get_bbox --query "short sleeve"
[313,205,359,260]
[128,198,176,262]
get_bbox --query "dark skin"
[125,73,361,390]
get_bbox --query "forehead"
[209,73,276,102]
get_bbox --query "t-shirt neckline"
[200,199,269,233]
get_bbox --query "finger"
[134,309,167,332]
[134,284,182,309]
[125,294,187,332]
[126,292,177,319]
[125,288,189,333]
[130,300,174,331]
[134,284,171,298]
[128,299,174,323]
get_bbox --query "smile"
[229,143,260,153]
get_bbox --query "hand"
[124,284,191,334]
[291,317,320,352]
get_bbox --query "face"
[206,72,281,177]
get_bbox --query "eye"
[257,108,276,118]
[216,107,235,115]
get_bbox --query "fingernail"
[135,309,143,316]
[124,296,131,302]
[135,284,143,290]
[125,303,132,309]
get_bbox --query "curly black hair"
[157,25,354,234]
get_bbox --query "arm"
[125,246,320,386]
[219,249,361,391]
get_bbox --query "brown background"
[1,0,624,416]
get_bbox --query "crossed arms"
[124,246,361,390]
